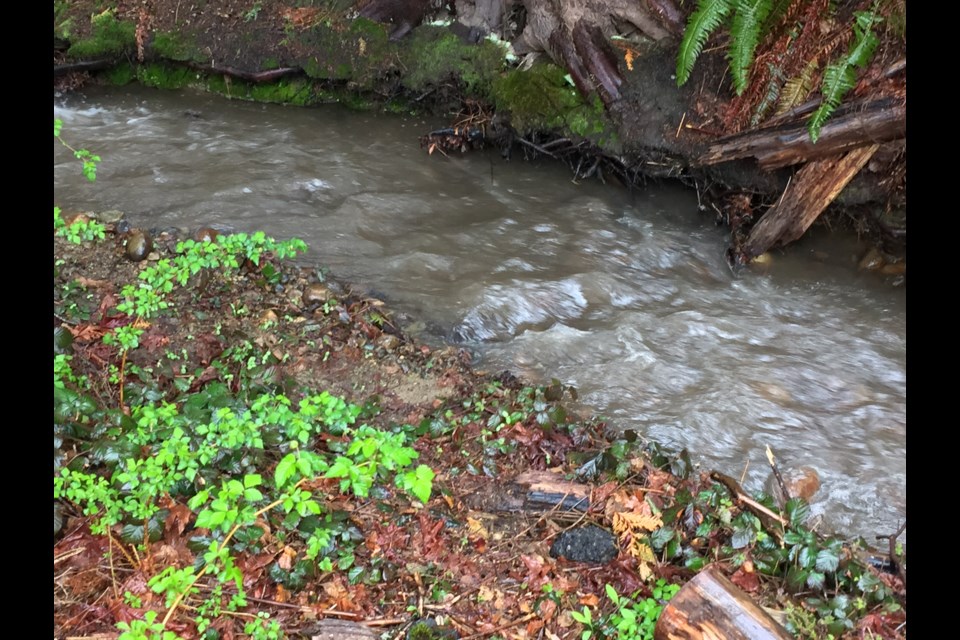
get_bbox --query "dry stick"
[516,136,558,159]
[108,532,120,600]
[765,445,791,502]
[365,618,406,627]
[461,613,538,640]
[710,472,788,537]
[876,520,907,586]
[161,478,308,628]
[106,528,141,570]
[54,548,85,564]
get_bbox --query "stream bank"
[54,0,906,265]
[53,210,906,639]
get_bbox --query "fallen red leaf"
[729,566,760,593]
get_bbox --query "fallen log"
[655,565,792,640]
[699,98,903,170]
[740,144,879,260]
[54,59,113,76]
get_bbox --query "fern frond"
[775,57,818,115]
[729,0,774,95]
[807,8,881,142]
[676,0,733,87]
[750,62,785,126]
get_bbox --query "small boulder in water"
[765,465,820,507]
[125,229,153,262]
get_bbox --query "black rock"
[549,525,618,564]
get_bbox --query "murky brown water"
[55,86,906,541]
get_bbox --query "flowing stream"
[54,85,906,540]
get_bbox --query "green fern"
[807,8,882,142]
[729,0,774,95]
[676,0,733,87]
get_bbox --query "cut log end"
[655,565,792,640]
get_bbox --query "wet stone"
[549,525,618,564]
[125,230,153,262]
[765,465,821,507]
[91,209,125,224]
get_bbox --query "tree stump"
[655,565,792,640]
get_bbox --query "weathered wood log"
[463,470,593,513]
[699,99,903,170]
[655,565,792,640]
[306,619,378,640]
[740,145,879,260]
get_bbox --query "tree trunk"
[655,565,792,640]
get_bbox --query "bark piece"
[655,565,792,640]
[742,145,879,260]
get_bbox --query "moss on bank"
[401,27,506,98]
[66,9,136,58]
[56,4,619,144]
[492,62,612,142]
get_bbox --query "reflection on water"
[55,85,906,539]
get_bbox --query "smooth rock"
[125,230,153,262]
[91,209,124,224]
[549,525,618,564]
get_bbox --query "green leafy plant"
[807,6,882,142]
[571,580,680,640]
[675,1,886,141]
[55,119,101,182]
[675,0,734,89]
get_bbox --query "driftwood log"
[655,565,792,640]
[740,144,880,260]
